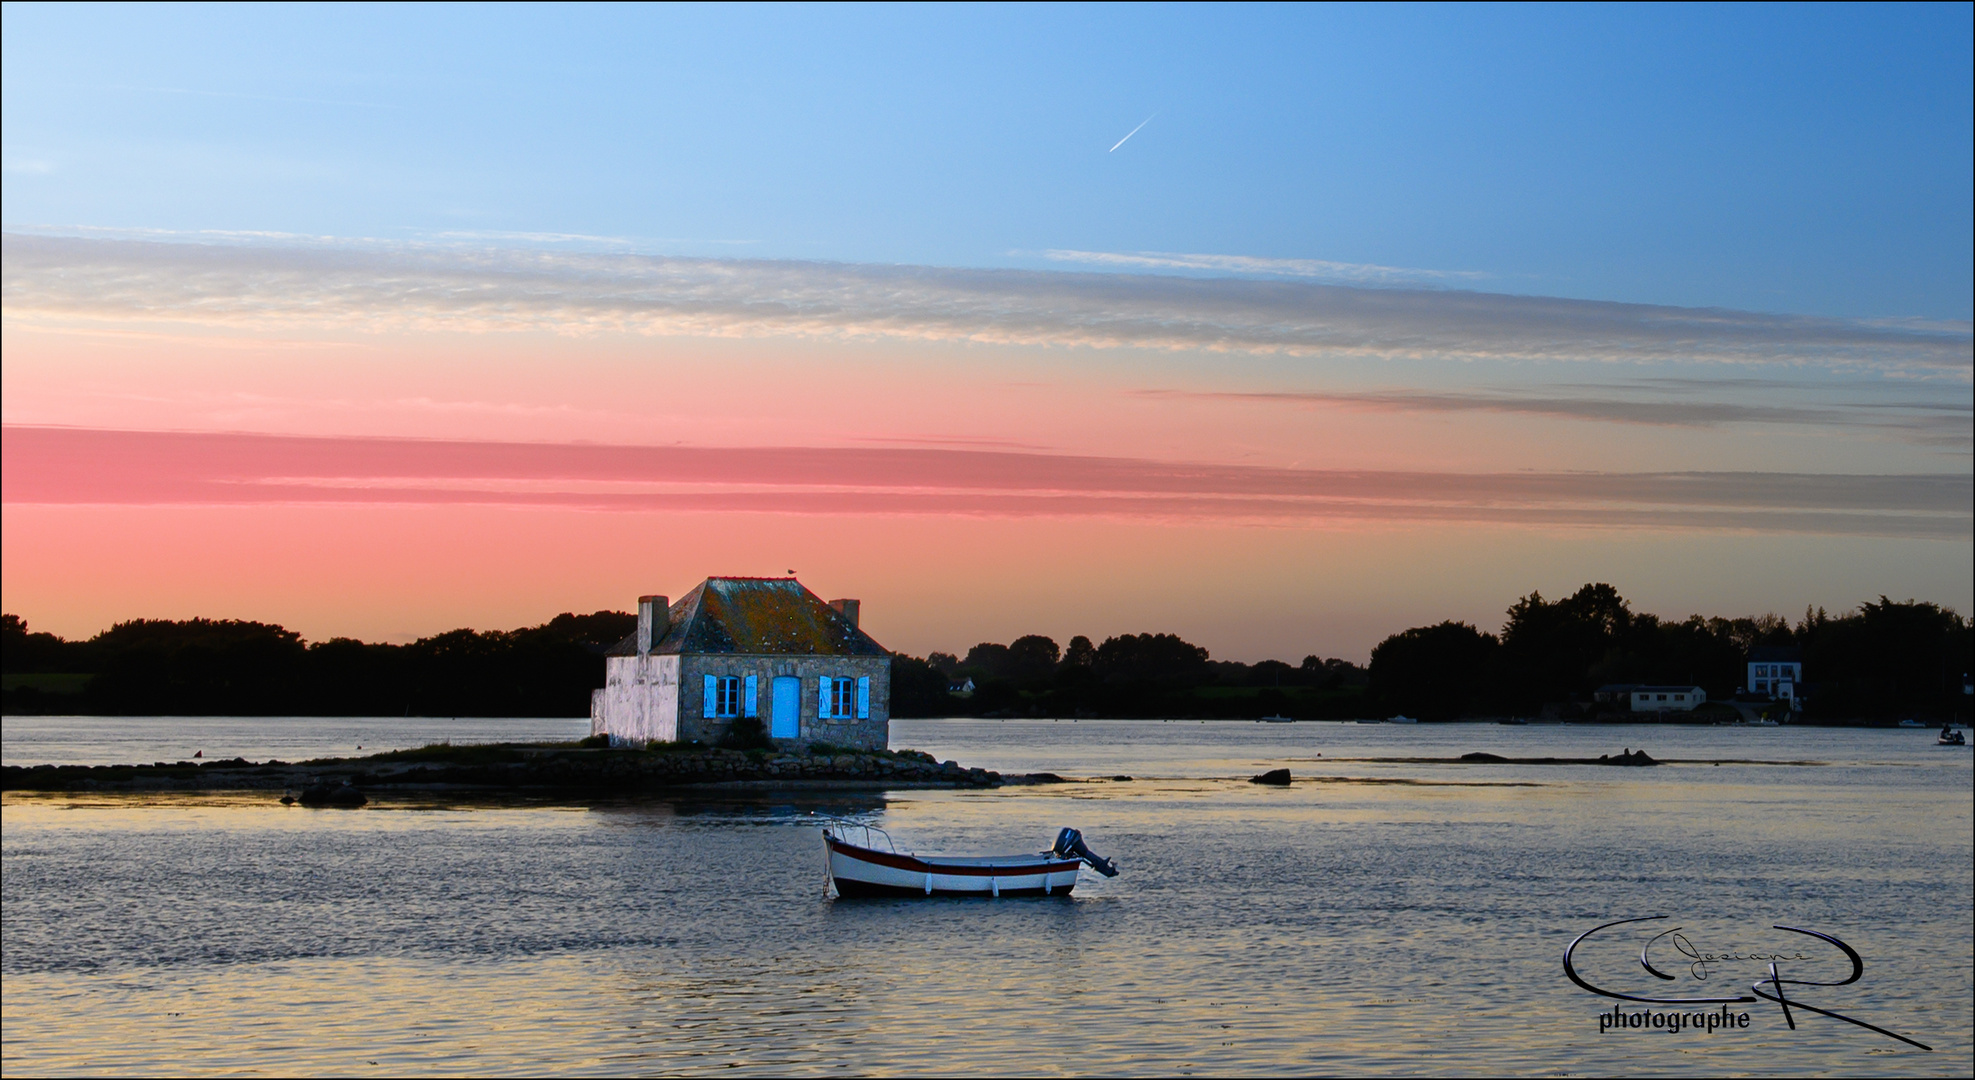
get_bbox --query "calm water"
[1,714,592,768]
[3,719,1970,1076]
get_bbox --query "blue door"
[771,677,801,738]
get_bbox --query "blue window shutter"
[744,675,759,717]
[818,676,832,718]
[857,676,871,718]
[703,674,718,718]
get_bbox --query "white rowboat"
[823,824,1117,899]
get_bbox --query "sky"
[3,2,1971,661]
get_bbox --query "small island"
[0,740,1013,798]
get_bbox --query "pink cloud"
[3,426,1965,539]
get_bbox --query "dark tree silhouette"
[1368,621,1500,720]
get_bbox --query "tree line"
[889,633,1370,719]
[1365,584,1972,722]
[2,612,635,717]
[5,583,1969,721]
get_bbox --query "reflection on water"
[1,714,592,768]
[3,721,1970,1076]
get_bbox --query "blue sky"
[5,2,1970,319]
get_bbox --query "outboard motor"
[1052,827,1119,877]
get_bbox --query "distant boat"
[1742,719,1780,727]
[822,823,1117,898]
[1499,718,1529,726]
[1940,729,1968,747]
[1388,715,1419,724]
[1258,715,1295,723]
[1897,719,1926,728]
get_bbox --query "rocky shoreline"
[0,742,1025,797]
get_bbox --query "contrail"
[1109,114,1156,152]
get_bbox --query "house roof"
[1749,646,1802,662]
[607,577,889,658]
[1632,685,1705,693]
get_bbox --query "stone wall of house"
[594,653,892,751]
[592,654,681,743]
[679,654,892,751]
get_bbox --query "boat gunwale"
[824,832,1081,877]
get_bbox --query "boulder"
[297,783,368,807]
[1250,768,1292,786]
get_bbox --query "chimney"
[637,595,668,656]
[828,598,860,629]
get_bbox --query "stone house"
[590,577,892,750]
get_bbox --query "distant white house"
[948,677,976,695]
[1631,686,1706,713]
[1746,646,1804,710]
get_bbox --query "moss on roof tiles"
[606,578,888,657]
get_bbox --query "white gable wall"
[592,653,680,743]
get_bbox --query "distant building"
[948,677,976,695]
[1594,683,1641,704]
[1747,646,1803,710]
[1631,686,1706,713]
[591,577,891,750]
